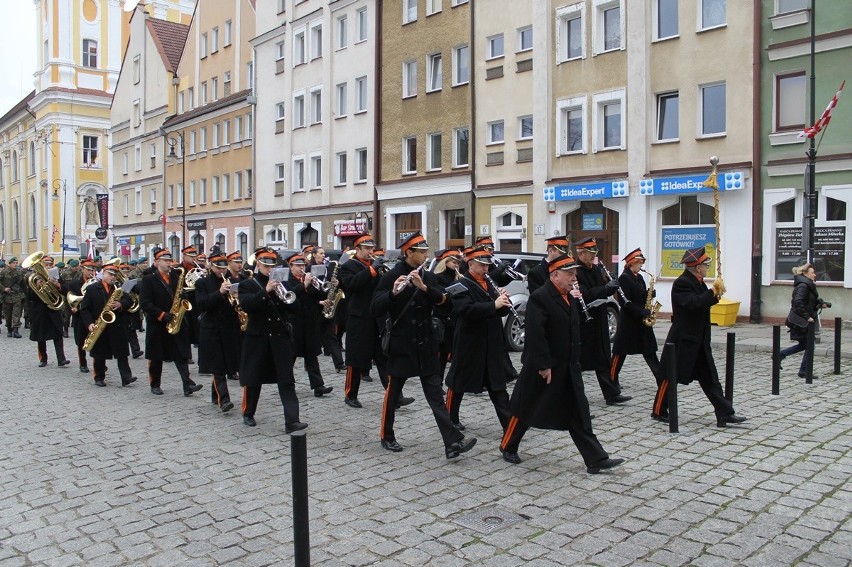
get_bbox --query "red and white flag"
[86,239,94,260]
[50,225,58,244]
[800,81,845,139]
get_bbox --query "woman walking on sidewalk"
[780,263,831,378]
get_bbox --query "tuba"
[22,251,65,310]
[640,269,663,327]
[166,267,193,335]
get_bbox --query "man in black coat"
[194,251,241,412]
[501,254,624,474]
[26,254,70,368]
[283,252,333,398]
[444,246,512,432]
[371,231,476,459]
[431,249,462,380]
[237,247,306,432]
[526,235,570,295]
[179,245,201,364]
[574,237,631,405]
[68,259,98,373]
[652,246,747,427]
[80,263,137,387]
[224,251,249,380]
[139,249,202,397]
[611,248,660,399]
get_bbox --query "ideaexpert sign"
[544,179,629,202]
[638,171,745,196]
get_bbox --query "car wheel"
[505,312,525,352]
[607,305,618,342]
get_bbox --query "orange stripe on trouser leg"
[241,386,248,414]
[445,388,454,412]
[501,416,518,450]
[610,355,620,381]
[380,376,392,440]
[212,376,221,405]
[654,380,668,416]
[344,366,353,398]
[148,360,154,385]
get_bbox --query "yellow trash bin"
[710,297,740,326]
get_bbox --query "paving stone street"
[0,323,850,566]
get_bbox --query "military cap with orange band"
[254,247,278,266]
[545,235,570,253]
[226,251,243,262]
[547,253,580,273]
[681,246,711,267]
[154,249,173,261]
[466,245,493,264]
[354,233,375,248]
[575,237,598,252]
[622,247,646,265]
[399,231,429,253]
[181,245,199,256]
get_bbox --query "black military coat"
[659,269,719,385]
[26,277,66,342]
[612,268,658,356]
[194,272,242,375]
[432,268,460,353]
[238,272,296,387]
[284,274,326,358]
[180,262,200,345]
[575,262,614,370]
[509,282,590,430]
[339,257,382,369]
[525,258,549,295]
[67,276,90,347]
[139,269,191,362]
[444,275,510,393]
[79,281,133,360]
[371,260,445,379]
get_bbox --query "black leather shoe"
[63,330,69,338]
[122,376,138,386]
[184,384,203,396]
[335,366,345,374]
[79,365,89,373]
[132,351,144,359]
[381,439,403,452]
[285,421,308,434]
[651,413,669,423]
[501,448,521,464]
[58,360,71,367]
[606,395,633,405]
[453,421,466,431]
[151,387,164,395]
[221,401,234,413]
[344,398,362,408]
[94,379,106,387]
[362,374,373,382]
[396,396,415,408]
[446,437,477,459]
[314,385,333,397]
[717,414,748,428]
[243,415,256,427]
[38,361,47,368]
[587,457,625,474]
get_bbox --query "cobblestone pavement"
[0,331,850,566]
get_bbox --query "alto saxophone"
[641,269,663,327]
[166,267,193,335]
[224,275,248,332]
[83,286,124,351]
[322,261,344,320]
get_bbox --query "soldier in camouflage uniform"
[0,257,26,338]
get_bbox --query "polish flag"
[800,81,845,139]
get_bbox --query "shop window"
[445,209,465,248]
[395,212,422,247]
[776,198,795,223]
[300,225,319,248]
[826,197,846,221]
[661,195,715,225]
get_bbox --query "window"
[293,158,305,191]
[133,100,141,126]
[247,114,253,139]
[404,0,417,24]
[310,22,323,60]
[293,92,306,127]
[487,34,504,59]
[211,27,219,53]
[427,132,442,171]
[336,83,347,116]
[123,153,128,175]
[452,0,468,5]
[601,101,621,149]
[29,196,36,237]
[427,53,442,92]
[355,76,367,112]
[150,188,156,211]
[179,91,185,113]
[656,92,679,141]
[776,72,806,130]
[427,0,442,15]
[403,60,417,98]
[201,81,208,105]
[594,1,622,53]
[232,171,242,199]
[234,116,243,142]
[211,77,218,101]
[453,45,469,85]
[200,33,208,58]
[222,174,230,200]
[168,184,175,208]
[487,120,504,144]
[200,127,208,151]
[356,8,368,42]
[311,155,322,189]
[655,0,678,39]
[336,152,347,185]
[212,176,220,201]
[223,120,230,145]
[558,97,585,154]
[700,0,726,29]
[224,20,232,46]
[453,127,469,167]
[135,145,142,170]
[11,151,17,182]
[276,102,286,121]
[518,26,532,52]
[123,195,129,217]
[558,4,584,61]
[28,142,36,175]
[310,88,322,124]
[12,201,19,239]
[135,188,142,215]
[83,39,97,67]
[224,72,231,97]
[356,148,368,182]
[403,137,417,174]
[189,130,197,154]
[133,55,140,84]
[200,179,207,204]
[150,143,157,168]
[518,116,533,140]
[294,29,306,65]
[187,87,194,109]
[336,15,347,49]
[247,61,254,91]
[778,0,807,13]
[700,82,726,136]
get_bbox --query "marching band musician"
[652,246,747,428]
[574,237,632,406]
[68,259,99,373]
[282,252,334,398]
[79,262,138,387]
[237,247,307,433]
[309,247,345,373]
[139,248,203,397]
[26,254,71,368]
[611,248,661,400]
[179,245,201,364]
[371,231,477,459]
[194,250,240,413]
[526,235,570,295]
[224,250,248,381]
[431,248,462,380]
[444,245,512,433]
[120,262,144,359]
[500,254,625,474]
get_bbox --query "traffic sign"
[95,227,108,240]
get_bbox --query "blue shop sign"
[639,171,745,196]
[544,179,629,202]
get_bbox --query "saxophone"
[166,267,193,335]
[641,269,663,327]
[225,274,248,332]
[322,260,344,320]
[83,286,124,351]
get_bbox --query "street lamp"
[165,131,186,253]
[52,179,68,262]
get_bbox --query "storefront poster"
[774,226,845,281]
[660,226,717,278]
[582,214,604,230]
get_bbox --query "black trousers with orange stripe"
[381,373,462,447]
[242,383,299,425]
[93,357,132,383]
[445,387,511,431]
[37,339,66,364]
[500,415,608,466]
[610,352,661,386]
[148,359,192,390]
[344,355,390,402]
[652,353,733,420]
[210,374,231,407]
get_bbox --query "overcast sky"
[0,1,142,118]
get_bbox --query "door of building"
[566,200,620,276]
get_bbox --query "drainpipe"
[468,3,476,244]
[373,1,383,245]
[750,0,763,322]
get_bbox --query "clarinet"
[600,262,630,305]
[573,282,594,322]
[484,272,525,328]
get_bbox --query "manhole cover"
[453,507,526,534]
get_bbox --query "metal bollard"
[291,431,310,567]
[805,321,815,384]
[725,332,735,403]
[834,317,842,375]
[772,325,780,395]
[666,342,678,434]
